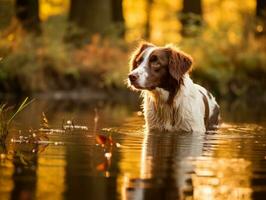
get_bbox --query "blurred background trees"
[0,0,265,99]
[1,0,264,42]
[256,0,266,36]
[111,0,125,37]
[68,0,112,35]
[67,0,125,41]
[144,0,153,40]
[180,0,202,36]
[15,0,41,34]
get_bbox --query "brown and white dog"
[128,42,220,132]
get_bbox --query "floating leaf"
[96,154,112,172]
[96,134,114,146]
[96,134,108,146]
[96,162,108,171]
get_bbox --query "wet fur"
[129,42,220,132]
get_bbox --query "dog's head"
[128,42,193,91]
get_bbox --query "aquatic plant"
[0,97,33,142]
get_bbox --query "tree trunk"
[180,0,202,37]
[256,0,266,36]
[68,0,112,36]
[0,0,14,29]
[144,0,153,40]
[15,0,41,35]
[111,0,125,37]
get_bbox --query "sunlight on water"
[0,155,14,200]
[36,145,66,200]
[118,121,266,200]
[0,99,266,200]
[191,157,252,200]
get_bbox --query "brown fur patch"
[199,90,220,130]
[199,91,210,129]
[129,43,194,106]
[166,48,193,84]
[208,105,220,130]
[130,42,154,70]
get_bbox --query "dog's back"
[194,84,220,131]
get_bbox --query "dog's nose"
[128,74,138,82]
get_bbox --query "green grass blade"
[7,98,34,126]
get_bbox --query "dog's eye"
[136,57,143,65]
[150,55,158,62]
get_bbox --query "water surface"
[0,97,266,200]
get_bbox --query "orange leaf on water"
[96,161,108,171]
[96,134,114,146]
[96,134,108,145]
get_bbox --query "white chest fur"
[142,75,206,132]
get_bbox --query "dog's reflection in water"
[122,130,204,200]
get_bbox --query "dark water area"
[1,94,266,200]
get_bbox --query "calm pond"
[1,95,266,200]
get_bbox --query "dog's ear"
[130,42,154,70]
[167,47,193,82]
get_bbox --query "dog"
[128,42,220,132]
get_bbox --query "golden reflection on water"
[0,154,14,200]
[120,126,203,199]
[0,128,66,200]
[119,119,256,200]
[36,146,66,200]
[115,114,145,200]
[0,137,69,200]
[1,101,265,200]
[191,157,252,200]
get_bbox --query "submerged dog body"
[128,43,220,132]
[142,76,219,132]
